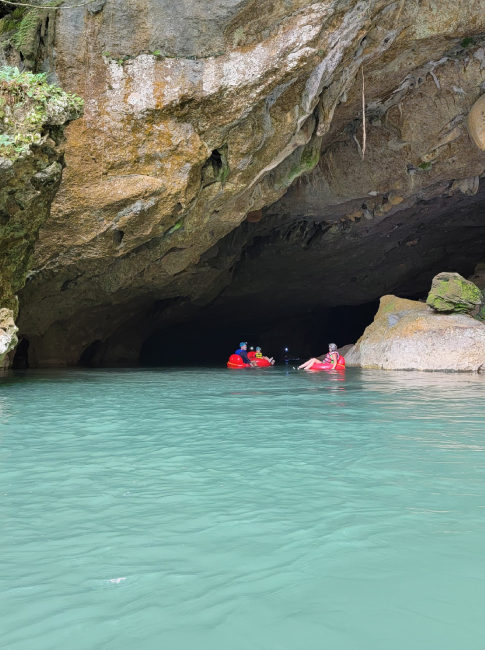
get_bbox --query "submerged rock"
[346,295,485,372]
[426,272,482,314]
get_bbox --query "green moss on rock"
[273,136,322,190]
[427,272,482,314]
[0,1,62,66]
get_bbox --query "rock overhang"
[6,0,485,366]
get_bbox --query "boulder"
[468,262,485,290]
[467,264,485,321]
[468,93,485,151]
[426,272,482,314]
[0,309,18,369]
[346,295,485,372]
[337,344,354,359]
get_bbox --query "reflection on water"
[1,367,485,650]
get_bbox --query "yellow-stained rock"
[468,94,485,150]
[346,295,485,372]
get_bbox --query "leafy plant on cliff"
[10,7,42,49]
[0,0,63,67]
[461,37,475,49]
[0,66,83,158]
[0,7,26,35]
[418,161,433,171]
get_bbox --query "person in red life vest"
[298,343,340,370]
[235,342,257,367]
[255,346,275,365]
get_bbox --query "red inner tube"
[227,354,272,368]
[253,358,271,367]
[311,357,346,371]
[227,354,249,368]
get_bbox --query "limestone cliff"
[3,0,485,365]
[0,64,82,364]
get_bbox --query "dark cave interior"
[13,180,485,370]
[138,301,380,366]
[136,185,485,367]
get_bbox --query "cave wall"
[7,0,485,366]
[0,65,83,367]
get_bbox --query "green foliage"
[0,66,46,83]
[461,37,475,48]
[418,161,432,171]
[1,1,62,59]
[0,66,83,158]
[167,219,184,234]
[0,7,27,35]
[0,133,13,146]
[11,8,41,50]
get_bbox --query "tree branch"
[0,0,102,10]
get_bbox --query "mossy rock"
[426,272,482,314]
[0,66,83,311]
[0,66,83,161]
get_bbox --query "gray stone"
[87,0,107,15]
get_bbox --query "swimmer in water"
[298,343,340,370]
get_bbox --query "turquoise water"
[1,367,485,649]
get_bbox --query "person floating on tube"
[298,343,340,370]
[255,346,275,366]
[235,342,257,367]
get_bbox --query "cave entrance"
[79,340,103,367]
[139,301,378,366]
[13,338,30,369]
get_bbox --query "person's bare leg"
[298,358,318,370]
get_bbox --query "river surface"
[1,367,485,649]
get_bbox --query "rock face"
[0,307,18,369]
[0,67,83,318]
[468,94,485,151]
[426,272,482,314]
[468,262,485,290]
[346,296,485,372]
[1,2,485,365]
